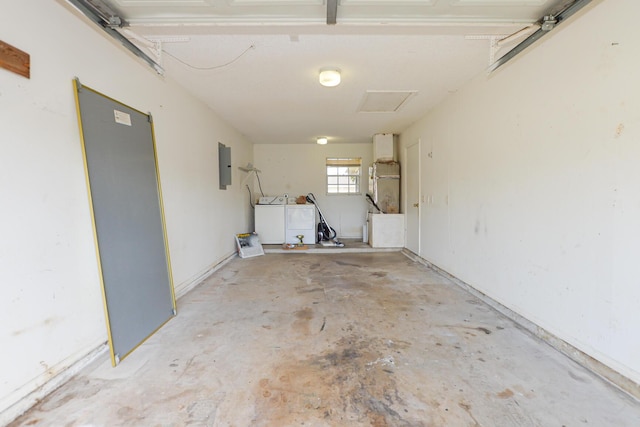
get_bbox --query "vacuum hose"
[366,193,384,213]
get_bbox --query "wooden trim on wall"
[0,40,30,79]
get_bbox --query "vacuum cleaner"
[305,193,344,247]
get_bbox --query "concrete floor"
[10,251,640,426]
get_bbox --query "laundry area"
[10,251,640,426]
[248,133,404,254]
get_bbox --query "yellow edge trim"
[114,314,175,364]
[72,78,117,367]
[149,116,178,313]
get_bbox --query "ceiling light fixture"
[317,137,328,145]
[319,68,341,87]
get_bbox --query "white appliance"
[368,213,404,248]
[254,205,285,244]
[259,195,287,205]
[373,133,394,161]
[369,161,400,214]
[258,195,297,205]
[285,205,316,244]
[254,204,316,244]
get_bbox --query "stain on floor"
[253,333,422,427]
[8,252,640,427]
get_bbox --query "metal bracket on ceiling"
[489,0,594,72]
[541,15,558,31]
[65,0,164,74]
[327,0,338,25]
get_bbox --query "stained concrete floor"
[10,251,640,426]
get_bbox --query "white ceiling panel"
[358,91,418,113]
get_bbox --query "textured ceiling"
[103,0,569,144]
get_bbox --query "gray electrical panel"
[219,142,231,189]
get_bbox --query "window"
[326,157,362,194]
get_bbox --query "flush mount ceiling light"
[317,137,328,145]
[319,68,341,87]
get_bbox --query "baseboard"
[401,249,640,402]
[174,251,237,299]
[0,343,109,426]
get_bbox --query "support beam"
[327,0,337,25]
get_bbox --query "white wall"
[253,143,372,238]
[0,0,252,421]
[399,0,640,387]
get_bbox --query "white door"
[405,142,420,255]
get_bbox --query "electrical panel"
[218,142,231,190]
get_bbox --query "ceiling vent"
[358,91,417,113]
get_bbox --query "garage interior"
[2,0,640,425]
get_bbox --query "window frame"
[325,157,362,195]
